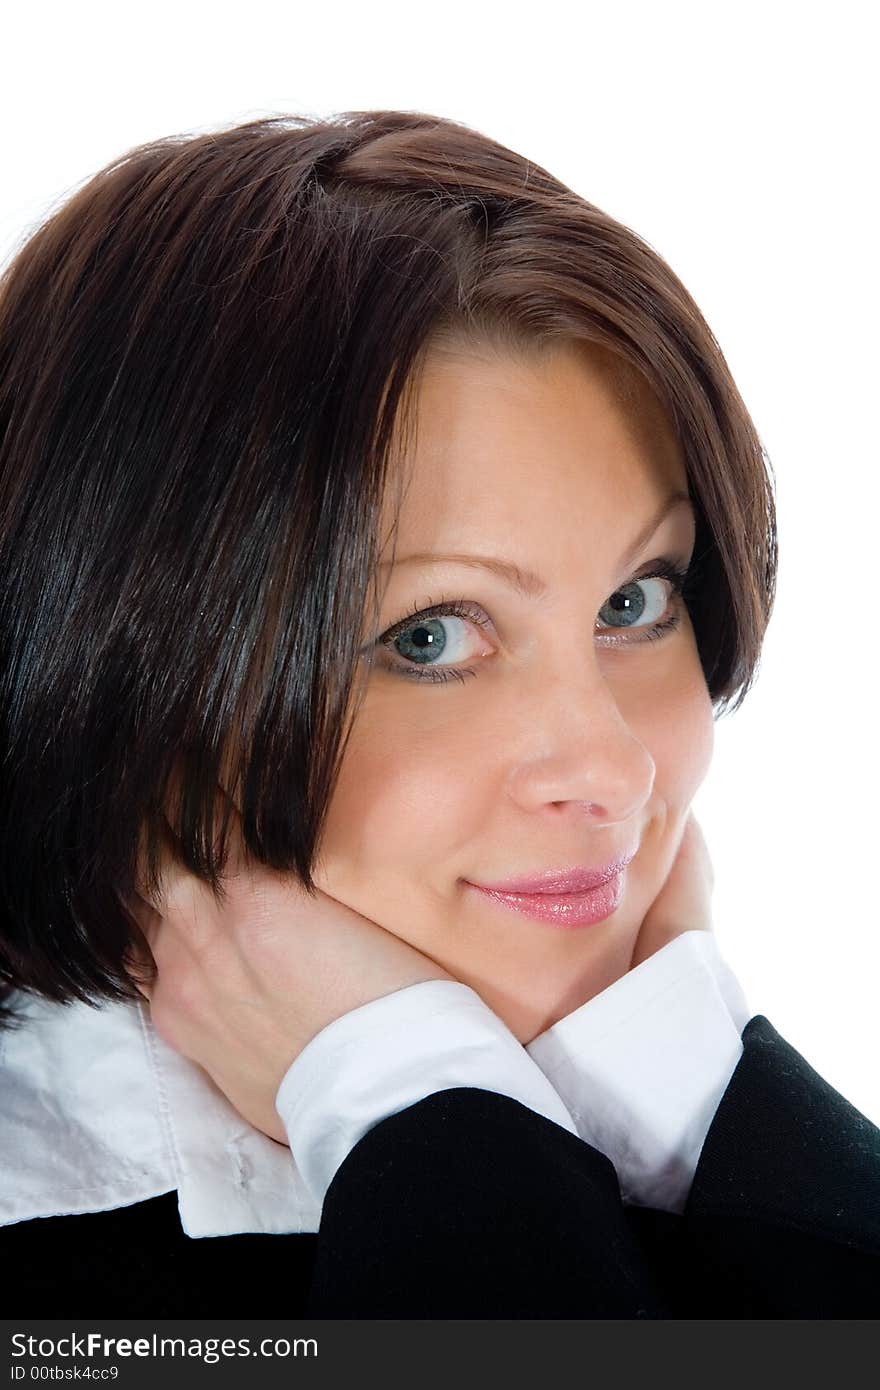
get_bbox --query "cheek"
[315,638,715,891]
[645,651,715,811]
[313,690,478,889]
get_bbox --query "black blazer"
[4,1015,879,1318]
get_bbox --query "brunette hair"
[0,109,777,1030]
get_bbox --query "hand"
[628,810,715,969]
[123,790,455,1145]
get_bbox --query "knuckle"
[168,963,203,1016]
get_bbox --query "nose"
[504,663,655,828]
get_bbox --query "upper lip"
[471,851,637,896]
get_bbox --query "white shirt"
[0,930,752,1238]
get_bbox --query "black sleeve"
[680,1014,880,1317]
[305,1086,674,1318]
[305,1016,880,1319]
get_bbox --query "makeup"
[464,855,633,928]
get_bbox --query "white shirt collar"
[1,931,751,1238]
[0,988,321,1238]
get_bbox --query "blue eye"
[597,569,677,630]
[386,603,486,668]
[373,560,691,687]
[371,599,489,686]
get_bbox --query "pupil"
[394,617,447,664]
[605,583,645,627]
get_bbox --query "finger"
[127,808,198,961]
[133,802,186,914]
[123,886,163,950]
[119,893,160,1001]
[681,810,715,890]
[130,774,247,961]
[213,781,251,880]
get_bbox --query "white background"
[2,1,878,1122]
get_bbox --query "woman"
[1,110,877,1318]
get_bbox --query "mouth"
[463,855,634,930]
[470,849,637,897]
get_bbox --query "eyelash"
[373,558,692,686]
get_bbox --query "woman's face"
[311,337,714,1042]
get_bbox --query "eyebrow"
[378,491,695,600]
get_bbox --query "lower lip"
[465,870,626,928]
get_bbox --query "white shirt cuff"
[275,980,580,1212]
[526,930,752,1212]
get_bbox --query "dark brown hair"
[0,109,777,1030]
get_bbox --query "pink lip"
[465,870,628,928]
[472,851,636,896]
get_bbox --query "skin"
[306,335,716,1044]
[133,333,717,1142]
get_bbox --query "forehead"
[381,337,688,545]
